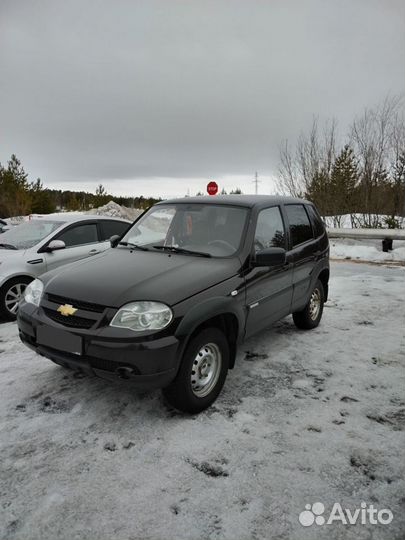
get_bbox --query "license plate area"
[37,325,83,356]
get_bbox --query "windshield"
[121,204,249,257]
[0,220,63,250]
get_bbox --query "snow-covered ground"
[330,238,405,264]
[0,262,404,540]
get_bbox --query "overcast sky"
[0,0,404,198]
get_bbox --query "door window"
[254,207,286,252]
[285,205,313,246]
[100,220,129,241]
[306,204,325,238]
[57,223,98,247]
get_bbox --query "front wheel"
[163,327,229,414]
[0,277,32,321]
[293,279,324,330]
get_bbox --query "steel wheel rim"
[191,342,222,398]
[5,283,27,315]
[309,288,321,320]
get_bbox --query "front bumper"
[17,302,180,389]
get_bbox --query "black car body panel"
[17,195,329,389]
[42,248,243,308]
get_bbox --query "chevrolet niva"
[17,196,329,413]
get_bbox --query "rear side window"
[285,204,313,247]
[306,205,325,238]
[57,223,98,247]
[100,220,129,241]
[254,206,286,252]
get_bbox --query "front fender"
[0,272,36,288]
[174,295,245,344]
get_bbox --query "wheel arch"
[0,274,34,290]
[318,268,330,302]
[186,313,239,369]
[0,275,34,318]
[0,273,35,289]
[175,299,243,370]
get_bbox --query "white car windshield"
[121,204,249,257]
[0,220,63,250]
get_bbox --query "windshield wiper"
[152,245,211,258]
[0,243,17,250]
[118,241,149,251]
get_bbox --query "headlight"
[24,279,44,306]
[110,301,173,332]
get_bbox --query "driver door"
[245,206,293,337]
[43,222,101,272]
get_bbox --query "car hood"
[43,248,241,307]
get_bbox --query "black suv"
[18,196,329,413]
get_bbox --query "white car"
[0,215,130,320]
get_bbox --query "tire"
[292,279,324,330]
[163,327,229,414]
[0,277,32,321]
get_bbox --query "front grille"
[43,308,95,329]
[46,294,105,313]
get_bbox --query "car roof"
[156,194,311,208]
[29,214,131,223]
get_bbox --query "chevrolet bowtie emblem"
[57,304,78,317]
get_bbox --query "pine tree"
[330,145,358,217]
[305,168,331,216]
[0,155,32,217]
[30,179,56,214]
[95,184,109,207]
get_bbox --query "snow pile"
[6,201,142,224]
[86,200,142,221]
[329,238,405,263]
[4,215,27,225]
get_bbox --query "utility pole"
[253,171,260,194]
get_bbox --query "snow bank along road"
[0,262,404,540]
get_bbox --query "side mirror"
[253,247,286,267]
[110,235,120,248]
[47,240,66,252]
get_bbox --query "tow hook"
[116,366,135,379]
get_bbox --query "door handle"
[89,249,100,254]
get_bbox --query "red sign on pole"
[207,181,218,196]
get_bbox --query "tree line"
[0,156,160,218]
[278,96,405,227]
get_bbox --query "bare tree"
[277,139,303,197]
[389,104,405,220]
[277,117,338,215]
[350,95,404,227]
[278,95,405,226]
